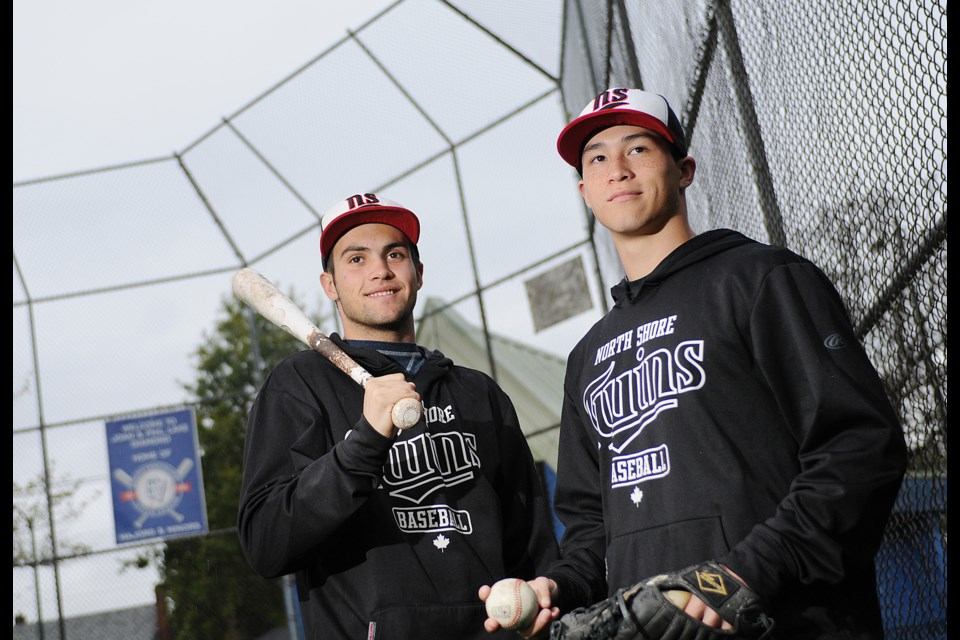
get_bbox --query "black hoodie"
[545,229,907,639]
[238,336,560,639]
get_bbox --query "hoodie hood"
[330,332,454,384]
[611,229,754,304]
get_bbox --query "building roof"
[13,604,156,640]
[416,297,565,469]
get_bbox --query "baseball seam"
[510,580,522,627]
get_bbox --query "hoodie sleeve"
[486,381,562,580]
[542,351,609,611]
[236,358,395,578]
[719,261,908,598]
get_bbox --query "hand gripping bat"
[232,267,422,429]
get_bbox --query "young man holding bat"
[237,193,560,639]
[481,88,908,640]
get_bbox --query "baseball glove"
[549,560,775,640]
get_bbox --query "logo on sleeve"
[824,333,847,350]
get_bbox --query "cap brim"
[556,111,677,168]
[320,207,420,261]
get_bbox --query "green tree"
[156,288,321,639]
[13,464,96,567]
[13,464,98,626]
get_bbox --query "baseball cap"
[556,87,687,168]
[319,193,420,265]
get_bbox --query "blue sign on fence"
[106,407,208,545]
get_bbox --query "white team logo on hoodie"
[583,340,705,454]
[382,424,481,535]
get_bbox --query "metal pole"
[283,574,301,640]
[29,519,45,640]
[715,0,786,247]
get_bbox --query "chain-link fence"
[559,0,946,635]
[13,0,946,638]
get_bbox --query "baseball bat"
[231,267,422,429]
[114,468,135,488]
[176,458,193,479]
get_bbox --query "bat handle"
[311,334,420,429]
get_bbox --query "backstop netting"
[13,1,945,637]
[559,1,945,635]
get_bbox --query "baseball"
[485,578,538,630]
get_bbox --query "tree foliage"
[13,463,97,566]
[156,289,321,639]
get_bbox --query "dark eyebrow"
[582,131,658,156]
[338,241,408,258]
[383,242,409,253]
[338,243,370,257]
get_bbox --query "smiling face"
[320,223,423,342]
[577,124,695,240]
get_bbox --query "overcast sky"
[12,0,425,622]
[13,0,394,183]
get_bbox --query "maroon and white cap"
[319,193,420,264]
[556,87,687,168]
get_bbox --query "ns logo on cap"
[591,87,630,112]
[345,193,381,210]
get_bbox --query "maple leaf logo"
[630,487,643,507]
[433,534,450,552]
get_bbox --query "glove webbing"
[618,583,654,640]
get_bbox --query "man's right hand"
[479,577,560,639]
[362,373,419,438]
